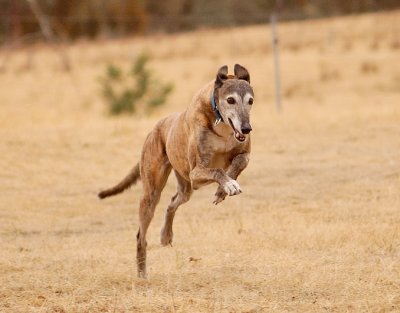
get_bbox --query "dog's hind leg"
[160,171,192,246]
[136,134,172,278]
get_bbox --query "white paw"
[222,179,242,196]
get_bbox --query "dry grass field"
[1,10,400,312]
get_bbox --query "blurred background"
[1,0,400,41]
[0,0,399,116]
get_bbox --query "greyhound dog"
[98,64,254,278]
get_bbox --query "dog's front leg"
[214,153,250,204]
[189,165,242,196]
[188,133,242,196]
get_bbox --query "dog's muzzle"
[241,124,252,135]
[228,118,250,142]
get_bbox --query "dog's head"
[214,64,254,143]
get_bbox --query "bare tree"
[26,0,71,70]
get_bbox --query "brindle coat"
[98,64,254,278]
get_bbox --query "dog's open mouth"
[228,118,246,142]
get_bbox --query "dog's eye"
[227,97,235,104]
[248,98,253,105]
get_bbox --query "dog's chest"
[207,133,238,169]
[210,153,229,169]
[207,129,236,151]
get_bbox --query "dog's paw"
[213,187,227,205]
[222,179,242,196]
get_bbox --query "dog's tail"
[98,163,141,199]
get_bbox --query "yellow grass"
[1,10,400,312]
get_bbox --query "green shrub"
[99,53,173,115]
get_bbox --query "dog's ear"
[215,65,228,88]
[234,64,250,83]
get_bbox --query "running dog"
[98,64,254,278]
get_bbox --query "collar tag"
[215,117,222,125]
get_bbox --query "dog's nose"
[241,124,252,134]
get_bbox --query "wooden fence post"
[270,12,282,113]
